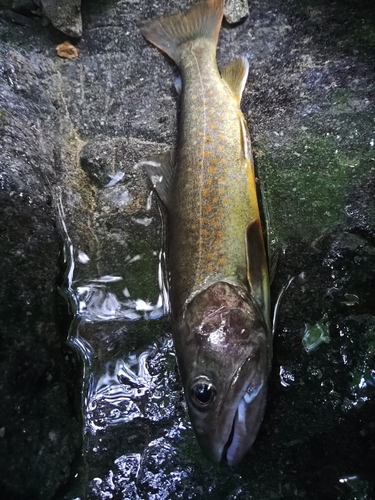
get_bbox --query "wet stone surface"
[0,0,375,499]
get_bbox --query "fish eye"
[190,376,216,409]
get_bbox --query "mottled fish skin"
[140,0,271,466]
[170,43,258,312]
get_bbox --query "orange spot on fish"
[220,177,226,183]
[219,188,225,194]
[224,168,229,173]
[202,230,208,236]
[200,218,206,224]
[217,231,223,238]
[204,98,209,104]
[207,253,214,259]
[213,158,218,164]
[197,182,202,187]
[215,240,221,247]
[209,108,215,114]
[209,166,215,173]
[205,136,211,143]
[198,161,203,166]
[219,135,225,141]
[218,211,224,217]
[207,179,212,185]
[208,90,213,95]
[220,117,224,121]
[203,188,209,195]
[212,197,219,203]
[210,123,216,129]
[198,131,203,136]
[223,198,229,204]
[218,145,223,151]
[206,205,212,212]
[204,151,211,157]
[208,265,214,272]
[213,220,219,226]
[219,258,227,265]
[221,158,227,163]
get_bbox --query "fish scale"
[172,41,259,304]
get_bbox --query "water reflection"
[86,339,177,433]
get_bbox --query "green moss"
[259,98,375,243]
[260,135,347,242]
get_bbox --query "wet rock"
[35,0,82,38]
[0,0,35,9]
[0,0,82,37]
[0,10,82,500]
[224,0,249,24]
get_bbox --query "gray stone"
[0,0,83,37]
[35,0,82,37]
[224,0,249,24]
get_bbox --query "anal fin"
[246,218,270,320]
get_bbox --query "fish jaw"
[225,383,267,466]
[174,281,271,466]
[186,356,268,466]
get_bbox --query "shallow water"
[57,174,375,500]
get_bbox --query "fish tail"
[140,0,224,65]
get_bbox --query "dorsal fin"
[221,56,249,103]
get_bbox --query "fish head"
[175,281,270,466]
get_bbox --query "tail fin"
[140,0,224,65]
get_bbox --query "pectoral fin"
[141,150,176,209]
[246,218,270,319]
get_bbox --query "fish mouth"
[221,382,267,467]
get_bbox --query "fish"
[140,0,271,466]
